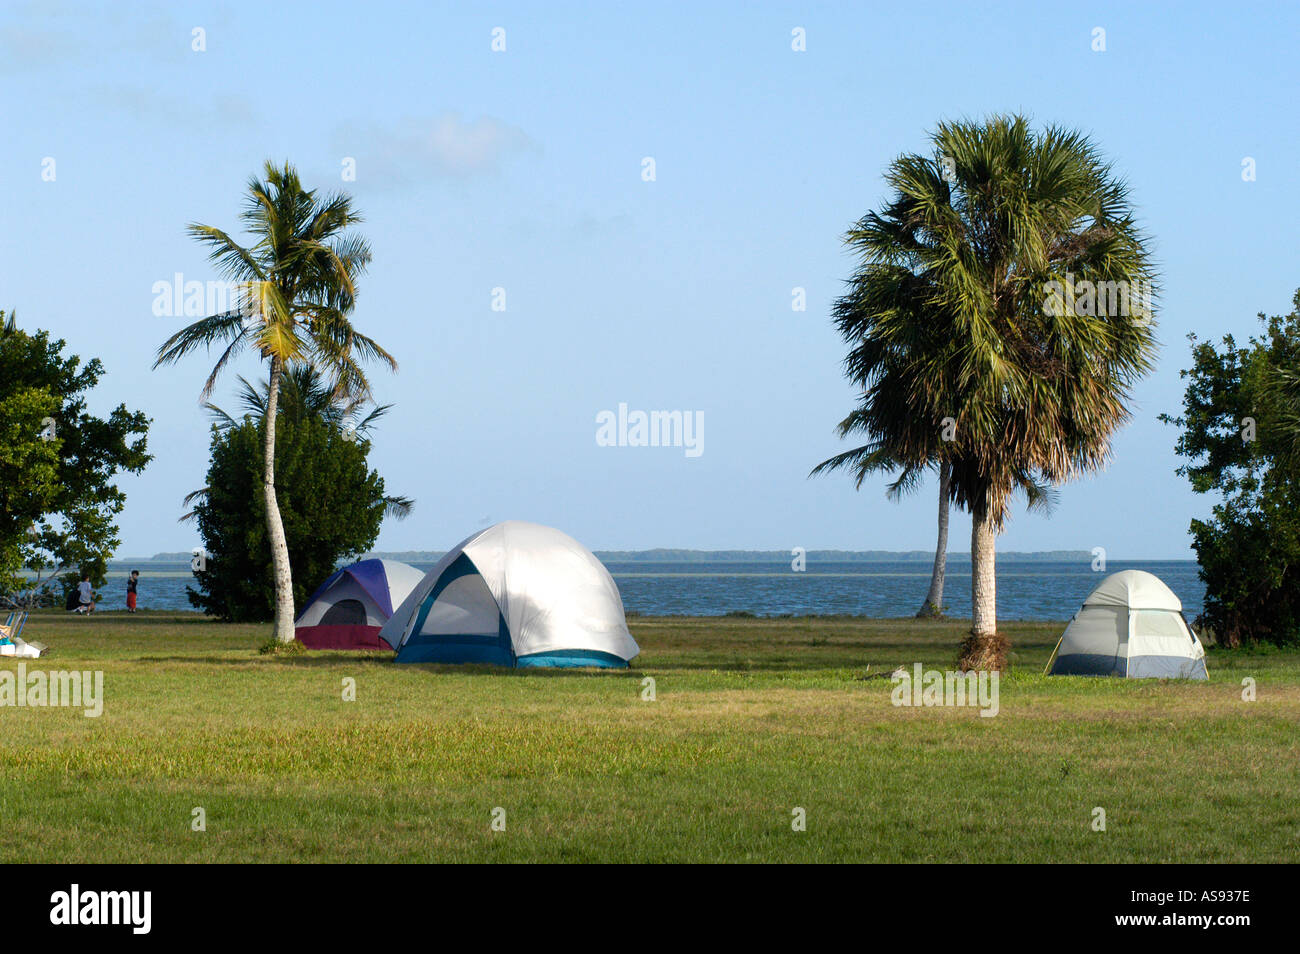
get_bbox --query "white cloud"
[0,3,189,73]
[333,112,538,185]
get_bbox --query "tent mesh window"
[421,572,500,635]
[319,598,368,626]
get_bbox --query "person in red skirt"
[126,570,140,613]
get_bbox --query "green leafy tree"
[1161,290,1300,647]
[0,310,151,599]
[155,161,395,641]
[816,116,1158,669]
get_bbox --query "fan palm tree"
[155,161,395,642]
[1273,366,1300,471]
[812,410,954,618]
[824,115,1157,669]
[812,244,964,617]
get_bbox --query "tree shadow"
[132,654,642,677]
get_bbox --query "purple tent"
[294,559,425,649]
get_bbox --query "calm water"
[96,559,1204,621]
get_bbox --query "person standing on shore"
[126,570,140,613]
[76,573,95,614]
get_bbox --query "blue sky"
[2,1,1296,560]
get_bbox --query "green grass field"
[2,611,1297,863]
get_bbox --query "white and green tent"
[1046,570,1208,679]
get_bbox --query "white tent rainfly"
[378,521,640,668]
[1046,570,1208,679]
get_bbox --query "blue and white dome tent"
[379,521,640,668]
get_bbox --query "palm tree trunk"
[916,460,950,617]
[263,356,296,642]
[958,500,1008,671]
[971,508,996,636]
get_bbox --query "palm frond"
[178,486,210,523]
[382,495,414,520]
[821,114,1158,527]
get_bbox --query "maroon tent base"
[295,624,394,651]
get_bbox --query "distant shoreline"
[119,549,1173,565]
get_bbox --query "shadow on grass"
[134,654,394,667]
[25,610,235,625]
[132,653,642,678]
[397,664,641,679]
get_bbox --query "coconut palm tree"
[181,365,413,522]
[155,161,395,642]
[825,115,1157,669]
[208,365,400,443]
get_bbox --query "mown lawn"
[1,611,1296,863]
